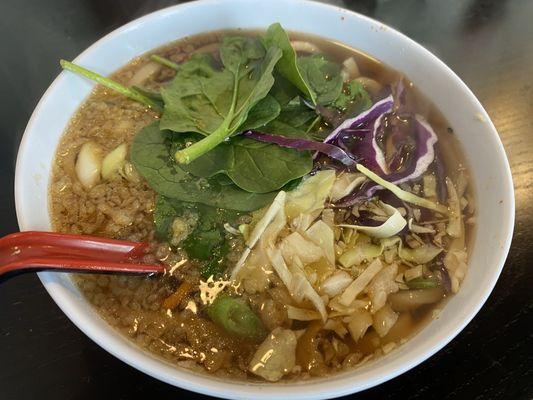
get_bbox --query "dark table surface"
[1,0,532,399]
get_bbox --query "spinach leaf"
[130,122,276,211]
[160,37,282,164]
[199,251,228,279]
[297,55,343,105]
[182,225,222,260]
[261,119,311,138]
[333,80,372,115]
[170,125,312,194]
[182,205,238,263]
[153,196,238,278]
[313,81,372,127]
[153,195,180,239]
[269,72,300,106]
[228,137,312,193]
[263,23,316,103]
[276,101,317,129]
[159,54,225,135]
[282,177,303,192]
[236,95,281,132]
[180,142,231,178]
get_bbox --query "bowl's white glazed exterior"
[14,0,514,398]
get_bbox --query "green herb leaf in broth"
[406,277,440,289]
[199,251,229,279]
[333,80,372,116]
[181,204,239,261]
[182,225,223,260]
[297,54,344,105]
[263,23,316,103]
[153,196,238,278]
[130,122,276,211]
[153,195,179,240]
[160,38,282,164]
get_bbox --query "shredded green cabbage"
[285,170,335,219]
[356,164,448,214]
[339,234,442,269]
[339,202,406,239]
[231,190,286,279]
[445,178,463,238]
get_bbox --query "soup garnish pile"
[51,23,474,381]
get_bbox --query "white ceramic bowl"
[15,0,514,398]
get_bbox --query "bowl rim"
[14,0,515,399]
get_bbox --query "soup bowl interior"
[14,0,514,399]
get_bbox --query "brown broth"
[49,29,474,382]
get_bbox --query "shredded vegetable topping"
[339,202,407,238]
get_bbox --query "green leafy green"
[229,137,312,193]
[297,55,343,105]
[207,294,266,341]
[160,37,283,164]
[334,80,372,116]
[282,177,303,191]
[153,195,181,239]
[181,204,238,260]
[183,225,222,260]
[131,86,164,110]
[153,196,238,278]
[130,122,276,211]
[261,119,311,138]
[169,128,313,194]
[275,101,317,129]
[199,246,230,279]
[236,95,281,132]
[269,73,300,106]
[263,23,316,103]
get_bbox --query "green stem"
[175,70,240,165]
[60,60,162,112]
[306,114,322,133]
[175,117,232,164]
[150,55,179,71]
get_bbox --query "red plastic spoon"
[0,231,164,277]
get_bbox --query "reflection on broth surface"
[51,25,474,381]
